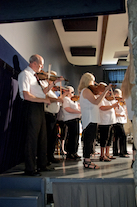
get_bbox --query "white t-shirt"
[80,88,100,129]
[115,104,127,124]
[62,96,81,122]
[44,90,60,113]
[98,98,117,125]
[18,66,47,99]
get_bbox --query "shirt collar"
[27,66,36,75]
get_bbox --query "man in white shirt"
[18,54,55,176]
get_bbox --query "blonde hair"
[78,72,95,93]
[121,66,134,99]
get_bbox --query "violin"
[36,70,68,82]
[105,96,126,105]
[88,83,116,95]
[88,84,106,95]
[52,86,69,92]
[71,95,80,102]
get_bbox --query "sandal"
[99,156,111,162]
[106,155,116,160]
[83,159,100,169]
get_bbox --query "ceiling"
[0,0,127,67]
[53,5,129,66]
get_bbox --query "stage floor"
[1,140,134,179]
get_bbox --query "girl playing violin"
[78,73,111,169]
[97,82,119,162]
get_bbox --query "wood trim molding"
[98,15,109,66]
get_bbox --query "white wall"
[0,21,40,61]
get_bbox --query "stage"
[0,141,136,207]
[1,140,134,179]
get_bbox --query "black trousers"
[65,118,79,155]
[23,101,47,172]
[83,122,97,158]
[98,125,112,147]
[113,123,127,155]
[57,120,67,140]
[45,112,57,161]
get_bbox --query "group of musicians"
[18,54,131,176]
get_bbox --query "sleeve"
[40,80,48,88]
[18,71,30,93]
[63,98,70,108]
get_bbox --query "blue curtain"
[103,69,126,88]
[0,62,25,173]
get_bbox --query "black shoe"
[73,153,81,159]
[47,161,52,166]
[119,154,130,158]
[49,157,60,163]
[38,166,55,172]
[25,170,41,176]
[113,153,119,156]
[125,152,130,155]
[66,154,77,160]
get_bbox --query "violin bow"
[60,81,63,98]
[47,64,51,91]
[48,64,51,81]
[45,64,52,108]
[110,87,116,100]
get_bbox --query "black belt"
[45,112,57,116]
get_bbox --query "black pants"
[83,122,97,158]
[113,123,127,155]
[107,125,114,147]
[65,118,79,155]
[98,125,112,147]
[45,112,57,161]
[57,120,67,140]
[23,101,47,172]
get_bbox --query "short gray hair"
[29,54,44,64]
